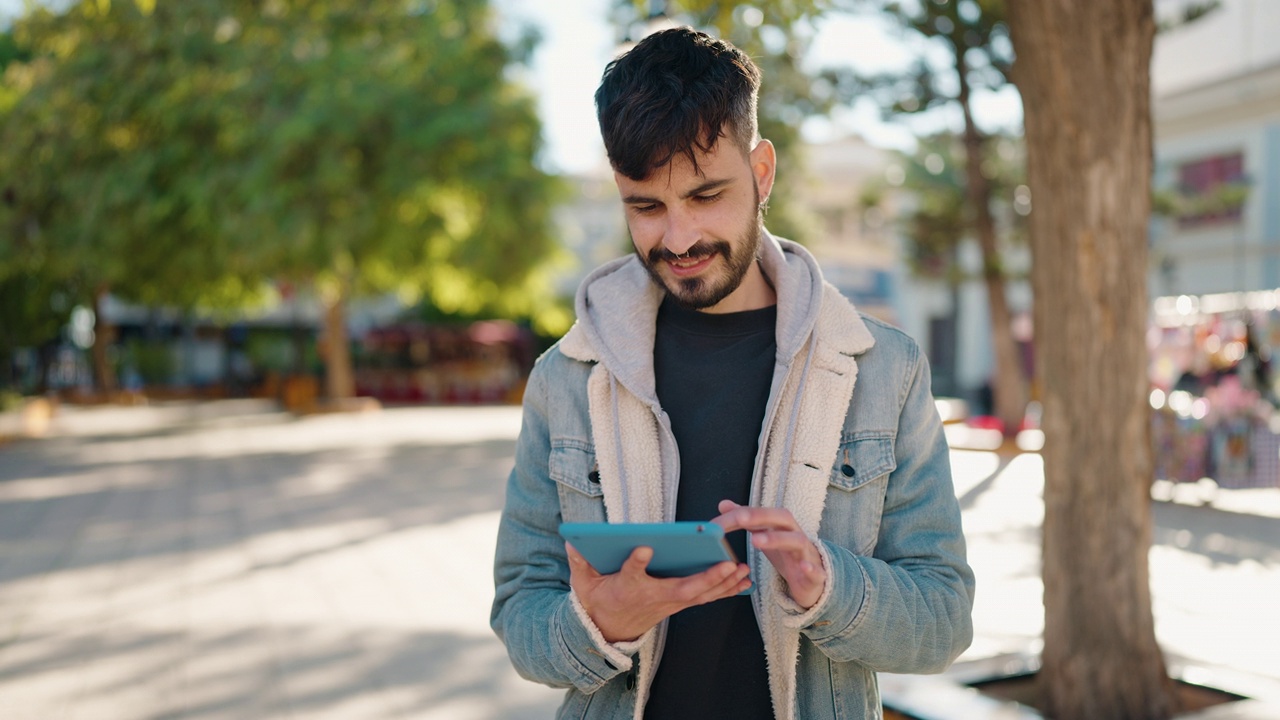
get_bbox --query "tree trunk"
[322,281,355,401]
[1007,2,1176,719]
[955,37,1027,437]
[91,287,118,395]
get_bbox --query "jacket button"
[588,470,601,484]
[840,464,855,478]
[625,672,636,690]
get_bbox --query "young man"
[491,27,974,720]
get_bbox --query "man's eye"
[695,193,722,203]
[633,204,659,214]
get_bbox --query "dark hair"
[595,27,761,181]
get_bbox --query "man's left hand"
[713,499,826,610]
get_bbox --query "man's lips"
[665,253,715,277]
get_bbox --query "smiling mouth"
[666,253,715,276]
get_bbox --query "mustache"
[648,240,728,264]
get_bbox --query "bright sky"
[495,0,1023,175]
[0,0,1025,174]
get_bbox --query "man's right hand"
[566,542,752,643]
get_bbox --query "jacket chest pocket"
[822,434,895,556]
[549,440,607,524]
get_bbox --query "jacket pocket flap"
[830,436,896,491]
[549,442,603,498]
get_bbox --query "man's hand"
[566,542,751,643]
[713,500,827,610]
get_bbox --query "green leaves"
[0,0,564,338]
[878,132,1026,281]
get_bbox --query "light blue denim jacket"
[492,235,974,720]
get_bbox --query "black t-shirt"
[644,296,776,720]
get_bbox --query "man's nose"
[662,207,700,256]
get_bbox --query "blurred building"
[802,135,900,323]
[1150,0,1280,297]
[550,168,629,297]
[800,134,1032,403]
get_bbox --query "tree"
[226,0,563,401]
[1007,2,1176,718]
[820,0,1028,435]
[2,1,275,393]
[873,132,1026,395]
[1,0,564,400]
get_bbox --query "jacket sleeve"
[783,347,976,673]
[489,360,634,694]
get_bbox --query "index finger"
[712,506,801,534]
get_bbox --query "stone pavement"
[1,401,1278,719]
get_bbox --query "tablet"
[559,521,739,578]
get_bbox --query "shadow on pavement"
[1151,500,1280,567]
[0,439,519,586]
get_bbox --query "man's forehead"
[614,139,744,191]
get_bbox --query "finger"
[620,545,654,577]
[565,542,601,579]
[710,505,748,532]
[691,562,752,604]
[751,530,818,554]
[665,560,738,604]
[715,506,801,534]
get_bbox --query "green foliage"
[0,29,33,72]
[875,132,1026,281]
[0,388,23,412]
[0,0,565,346]
[0,265,77,388]
[1157,1,1222,33]
[119,338,175,384]
[818,0,1012,121]
[2,2,263,313]
[1152,181,1249,227]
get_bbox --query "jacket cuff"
[782,539,870,640]
[566,589,648,672]
[777,534,836,627]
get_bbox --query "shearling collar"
[558,233,874,381]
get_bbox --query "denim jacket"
[491,235,975,720]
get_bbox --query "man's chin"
[664,276,734,310]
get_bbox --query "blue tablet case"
[559,521,739,578]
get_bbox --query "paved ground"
[1,401,1279,719]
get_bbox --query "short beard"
[636,195,764,310]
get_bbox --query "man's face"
[614,138,775,313]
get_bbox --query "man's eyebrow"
[621,178,734,205]
[681,178,732,199]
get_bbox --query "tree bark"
[954,38,1028,437]
[322,280,355,402]
[91,286,118,396]
[1007,2,1175,719]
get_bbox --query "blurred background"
[2,1,1280,719]
[2,0,1277,427]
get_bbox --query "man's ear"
[749,139,777,204]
